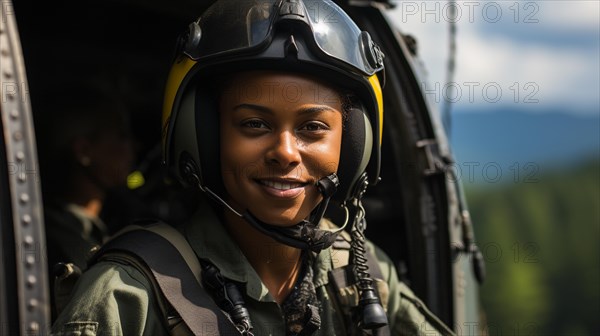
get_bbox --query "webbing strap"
[108,223,203,283]
[328,224,384,281]
[93,229,241,336]
[328,231,391,336]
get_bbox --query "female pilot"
[51,1,454,335]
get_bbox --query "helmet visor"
[185,0,384,76]
[191,0,277,57]
[305,0,384,75]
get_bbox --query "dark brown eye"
[299,122,328,131]
[242,119,269,129]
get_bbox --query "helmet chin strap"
[194,172,348,253]
[185,163,388,331]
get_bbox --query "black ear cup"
[335,105,373,203]
[194,86,223,194]
[179,151,202,187]
[168,82,220,192]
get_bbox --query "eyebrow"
[234,103,273,114]
[233,104,339,115]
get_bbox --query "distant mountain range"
[448,109,599,183]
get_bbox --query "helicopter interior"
[10,0,461,328]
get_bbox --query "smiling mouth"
[258,180,307,190]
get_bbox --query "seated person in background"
[36,86,134,316]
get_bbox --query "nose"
[265,130,301,168]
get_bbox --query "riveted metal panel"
[0,1,50,334]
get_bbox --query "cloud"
[537,1,599,30]
[385,1,600,114]
[454,29,599,112]
[477,1,600,50]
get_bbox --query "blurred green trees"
[466,159,599,336]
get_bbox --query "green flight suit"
[45,202,110,320]
[51,202,454,336]
[45,202,109,271]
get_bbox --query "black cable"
[200,261,254,336]
[348,176,388,331]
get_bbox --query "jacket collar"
[183,200,334,302]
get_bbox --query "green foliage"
[466,160,600,336]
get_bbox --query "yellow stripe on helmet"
[368,74,384,145]
[162,57,197,152]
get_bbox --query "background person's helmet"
[162,0,385,204]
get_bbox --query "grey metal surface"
[0,1,50,333]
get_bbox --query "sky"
[385,0,600,115]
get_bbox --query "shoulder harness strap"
[323,219,391,336]
[324,218,385,282]
[325,218,455,336]
[89,221,241,336]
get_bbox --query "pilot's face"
[219,71,343,226]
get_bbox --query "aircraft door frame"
[1,1,50,334]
